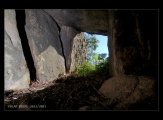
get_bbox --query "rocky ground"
[4,74,158,111]
[4,74,110,111]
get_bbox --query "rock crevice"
[25,9,66,83]
[15,10,36,82]
[42,9,68,73]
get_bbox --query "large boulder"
[60,26,87,73]
[5,9,30,90]
[25,9,65,83]
[98,75,157,110]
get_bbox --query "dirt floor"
[4,74,111,111]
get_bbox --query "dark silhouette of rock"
[108,10,158,77]
[99,75,157,110]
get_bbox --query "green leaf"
[93,55,99,60]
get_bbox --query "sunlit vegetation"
[77,33,110,79]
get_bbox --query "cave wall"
[24,9,87,82]
[4,9,158,91]
[4,10,30,90]
[25,9,66,83]
[4,9,88,90]
[108,10,158,77]
[47,9,158,78]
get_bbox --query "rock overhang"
[43,9,109,35]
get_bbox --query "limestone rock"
[98,75,157,110]
[5,9,30,90]
[25,9,65,83]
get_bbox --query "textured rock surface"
[25,9,158,78]
[99,76,157,110]
[60,26,87,73]
[60,26,79,72]
[44,9,158,78]
[108,10,158,77]
[70,32,87,73]
[5,9,158,94]
[43,9,109,35]
[25,9,65,83]
[5,9,30,90]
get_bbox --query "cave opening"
[76,32,110,79]
[15,10,36,82]
[84,32,109,62]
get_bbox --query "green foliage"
[77,62,95,77]
[77,33,110,79]
[94,59,110,78]
[93,54,98,61]
[77,59,110,79]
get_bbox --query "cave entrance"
[15,10,36,82]
[84,32,109,63]
[76,32,110,79]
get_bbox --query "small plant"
[94,60,110,79]
[77,62,95,77]
[77,59,110,79]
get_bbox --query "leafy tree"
[85,33,99,63]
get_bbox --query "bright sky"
[84,32,109,58]
[94,34,109,58]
